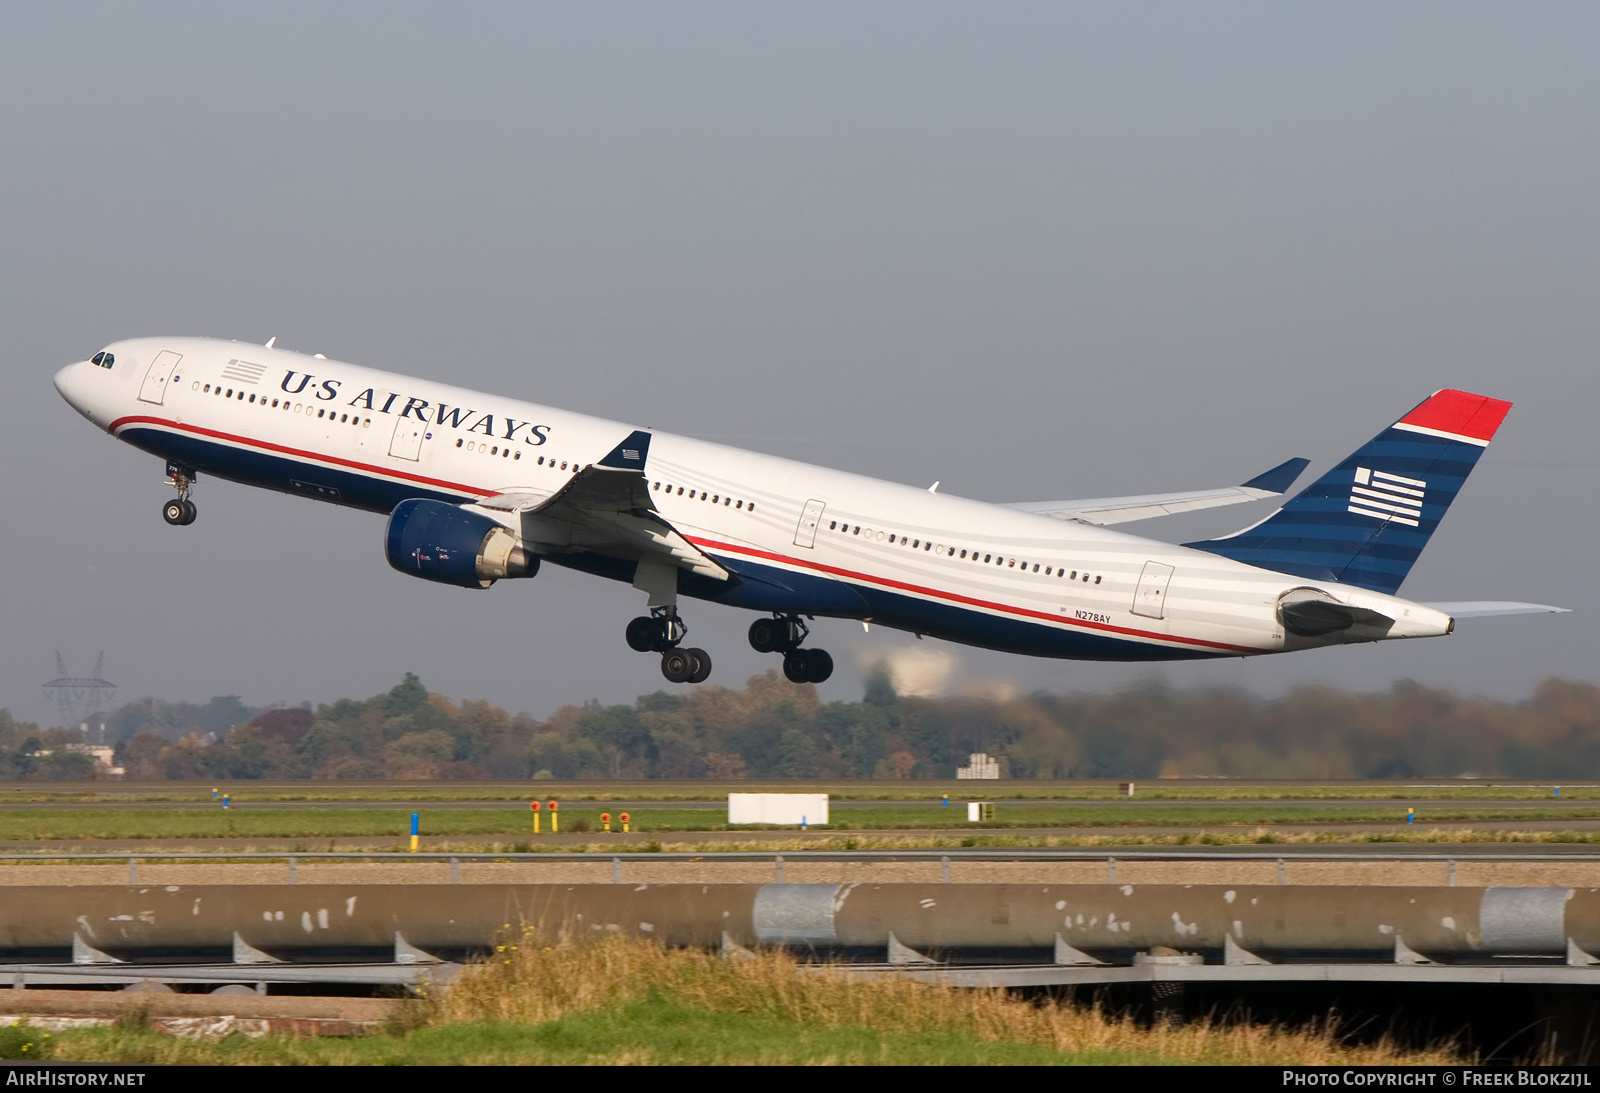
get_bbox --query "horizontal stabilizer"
[1185,389,1512,595]
[1004,457,1309,526]
[1424,601,1570,619]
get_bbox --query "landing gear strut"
[749,615,833,684]
[162,462,197,526]
[625,607,711,684]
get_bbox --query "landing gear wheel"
[685,648,712,684]
[783,649,812,684]
[661,648,695,683]
[163,499,187,525]
[781,648,833,684]
[180,499,197,525]
[804,648,833,684]
[748,618,784,654]
[625,616,658,653]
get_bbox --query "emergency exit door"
[388,418,425,461]
[137,351,182,405]
[794,499,826,548]
[1131,561,1175,619]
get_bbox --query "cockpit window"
[89,352,114,368]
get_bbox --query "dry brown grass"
[430,930,1459,1065]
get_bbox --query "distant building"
[65,743,124,779]
[956,752,1000,779]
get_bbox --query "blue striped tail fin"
[1184,389,1512,595]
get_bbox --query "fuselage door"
[137,351,183,406]
[388,419,425,461]
[1131,561,1175,619]
[794,498,826,548]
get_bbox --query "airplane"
[54,337,1564,685]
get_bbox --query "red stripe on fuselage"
[688,535,1258,655]
[108,415,1257,656]
[109,415,492,498]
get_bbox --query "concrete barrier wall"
[3,882,1595,958]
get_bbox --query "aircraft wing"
[478,430,732,582]
[1001,457,1310,526]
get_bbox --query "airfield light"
[620,812,630,833]
[602,812,611,833]
[530,800,540,835]
[549,801,558,834]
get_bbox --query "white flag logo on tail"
[1348,467,1424,527]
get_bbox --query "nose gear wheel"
[162,461,197,525]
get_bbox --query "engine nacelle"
[385,499,538,589]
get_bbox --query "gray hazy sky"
[3,2,1597,725]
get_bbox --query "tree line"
[0,672,1597,780]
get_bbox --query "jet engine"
[385,499,538,589]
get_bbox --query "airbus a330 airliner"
[54,337,1563,685]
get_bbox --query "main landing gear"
[626,607,712,684]
[162,462,197,526]
[749,615,833,684]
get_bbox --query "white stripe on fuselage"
[78,337,1438,660]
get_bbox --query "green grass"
[43,1003,1141,1065]
[0,804,1592,840]
[0,781,1590,805]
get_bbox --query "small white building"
[728,793,828,825]
[956,752,1000,779]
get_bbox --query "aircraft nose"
[54,360,95,414]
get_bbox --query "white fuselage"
[54,337,1454,662]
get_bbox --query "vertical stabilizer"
[1184,390,1511,594]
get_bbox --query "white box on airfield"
[728,793,829,826]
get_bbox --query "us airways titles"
[279,370,553,446]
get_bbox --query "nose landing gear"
[626,607,711,684]
[162,462,197,526]
[749,615,833,684]
[162,498,196,525]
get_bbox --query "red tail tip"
[1397,389,1512,443]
